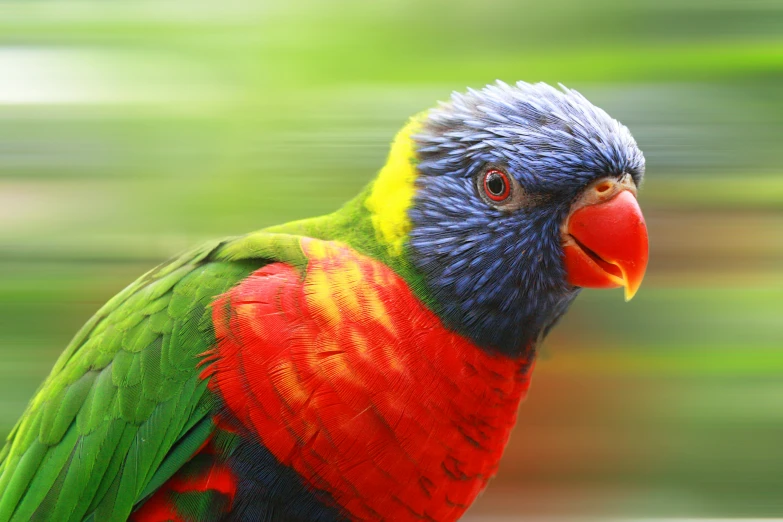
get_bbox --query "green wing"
[0,237,276,522]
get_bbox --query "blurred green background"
[1,0,781,519]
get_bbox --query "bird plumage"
[0,81,647,521]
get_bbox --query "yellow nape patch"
[364,117,424,256]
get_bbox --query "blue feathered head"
[408,81,646,356]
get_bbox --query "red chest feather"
[203,239,533,521]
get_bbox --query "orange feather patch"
[203,239,533,521]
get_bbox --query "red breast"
[203,239,533,521]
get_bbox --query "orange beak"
[562,178,649,301]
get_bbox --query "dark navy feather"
[219,417,347,522]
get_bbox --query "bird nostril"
[595,181,613,194]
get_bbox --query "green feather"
[136,414,214,506]
[0,235,288,522]
[0,229,360,521]
[175,490,230,522]
[11,424,79,521]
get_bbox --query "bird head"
[362,81,648,357]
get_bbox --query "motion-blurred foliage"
[1,0,781,518]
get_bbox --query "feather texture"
[204,238,533,521]
[0,240,263,521]
[0,81,645,522]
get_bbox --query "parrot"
[0,81,648,522]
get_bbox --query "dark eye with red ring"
[483,169,511,202]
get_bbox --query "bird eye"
[483,169,511,202]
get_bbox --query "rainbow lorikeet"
[0,81,648,522]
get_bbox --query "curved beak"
[562,177,649,301]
